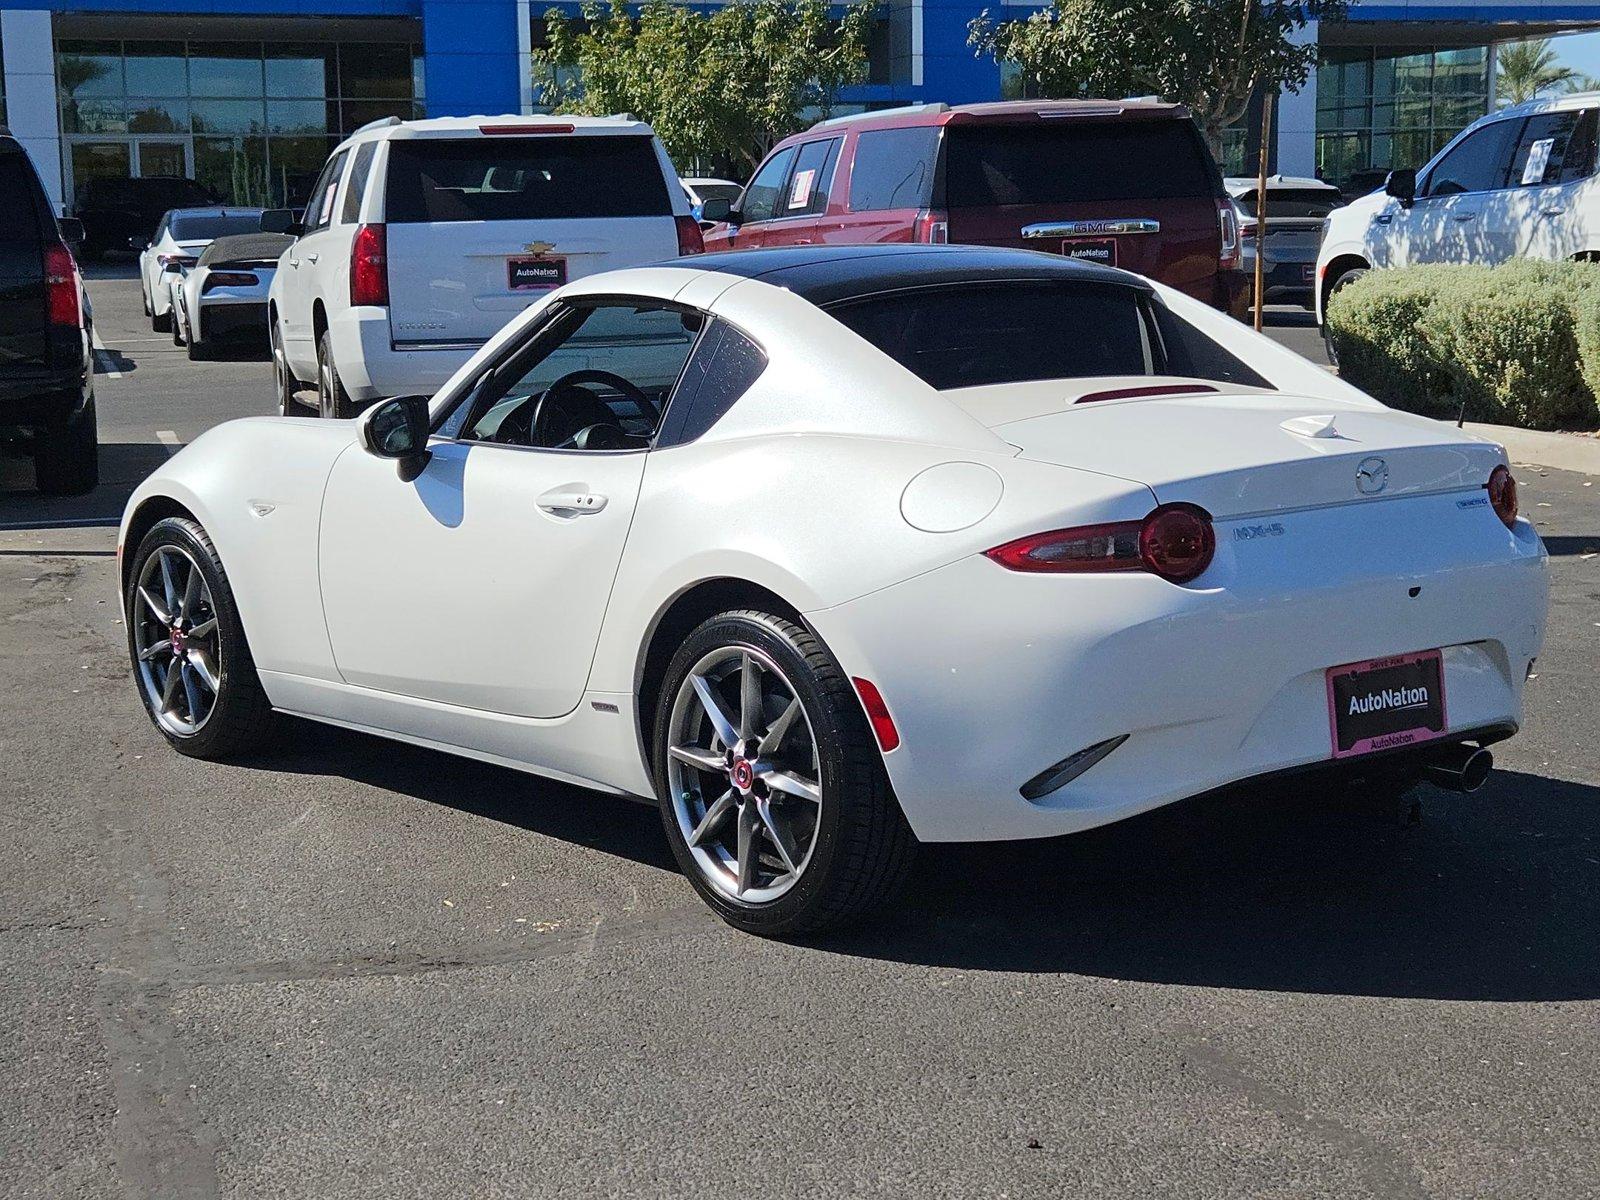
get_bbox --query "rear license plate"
[508,256,566,291]
[1326,650,1446,759]
[1059,239,1117,267]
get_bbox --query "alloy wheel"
[131,545,222,736]
[666,645,823,903]
[317,356,333,419]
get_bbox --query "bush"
[1326,259,1600,430]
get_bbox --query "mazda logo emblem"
[1355,456,1389,495]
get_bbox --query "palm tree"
[1497,39,1577,106]
[1563,73,1600,95]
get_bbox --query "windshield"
[169,213,262,240]
[385,136,672,223]
[689,183,741,204]
[943,121,1218,206]
[1232,189,1341,218]
[825,281,1268,391]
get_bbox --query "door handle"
[537,489,607,516]
[1542,206,1566,217]
[1452,212,1478,222]
[305,252,319,263]
[288,258,299,268]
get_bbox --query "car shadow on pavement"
[239,715,1598,1002]
[821,768,1600,1003]
[0,441,170,527]
[1540,535,1600,557]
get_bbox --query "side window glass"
[1508,111,1584,187]
[1420,120,1518,198]
[340,142,377,224]
[461,302,703,451]
[848,127,940,211]
[305,151,347,233]
[740,147,797,223]
[784,138,840,217]
[1560,110,1599,184]
[656,319,769,447]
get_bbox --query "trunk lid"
[380,131,679,346]
[985,389,1503,518]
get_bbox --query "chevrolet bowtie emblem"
[523,241,556,256]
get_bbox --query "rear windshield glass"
[1232,189,1341,218]
[944,121,1217,206]
[169,213,262,240]
[825,281,1267,391]
[385,136,672,223]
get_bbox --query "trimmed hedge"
[1325,259,1600,430]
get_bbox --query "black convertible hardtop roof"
[197,232,295,267]
[676,243,1149,306]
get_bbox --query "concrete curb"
[1462,423,1600,477]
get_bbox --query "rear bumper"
[328,307,476,401]
[0,367,93,431]
[807,496,1548,843]
[197,300,267,342]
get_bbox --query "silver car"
[1227,174,1343,308]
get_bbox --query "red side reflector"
[479,123,574,135]
[44,243,80,327]
[1076,383,1218,404]
[851,678,901,753]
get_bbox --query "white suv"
[266,114,702,418]
[1317,93,1600,324]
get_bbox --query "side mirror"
[260,208,301,236]
[1384,168,1417,208]
[361,395,433,481]
[700,197,737,225]
[58,218,85,245]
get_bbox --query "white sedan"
[170,232,294,361]
[138,207,267,333]
[116,245,1548,935]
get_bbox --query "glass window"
[124,42,186,94]
[1420,118,1519,197]
[57,42,123,99]
[192,136,268,207]
[943,121,1216,205]
[340,141,377,223]
[1508,110,1594,187]
[783,138,839,216]
[266,137,331,208]
[384,136,673,223]
[169,212,266,240]
[266,99,327,137]
[188,44,264,98]
[266,45,334,98]
[739,146,797,223]
[62,99,127,135]
[303,150,347,231]
[1560,110,1600,184]
[128,98,188,135]
[657,319,769,446]
[339,43,411,99]
[191,98,264,135]
[460,302,702,450]
[848,127,938,210]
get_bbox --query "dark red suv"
[703,100,1247,316]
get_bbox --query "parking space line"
[157,430,182,455]
[91,328,123,379]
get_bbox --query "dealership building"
[0,0,1586,212]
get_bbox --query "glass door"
[135,140,189,179]
[69,141,132,203]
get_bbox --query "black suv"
[0,133,97,495]
[73,175,216,260]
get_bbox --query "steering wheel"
[528,369,658,449]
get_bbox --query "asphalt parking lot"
[2,271,1597,1198]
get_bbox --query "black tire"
[172,311,185,346]
[141,284,151,317]
[125,516,275,760]
[316,330,356,419]
[272,321,305,415]
[652,609,916,936]
[152,309,172,334]
[186,337,210,361]
[1322,266,1368,366]
[33,396,99,496]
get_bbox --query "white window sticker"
[1523,138,1555,185]
[788,168,816,210]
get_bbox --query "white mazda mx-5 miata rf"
[118,245,1548,934]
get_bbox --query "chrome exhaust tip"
[1422,744,1493,794]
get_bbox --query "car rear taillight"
[44,243,80,328]
[912,208,949,244]
[986,503,1216,584]
[350,223,388,306]
[1487,464,1519,529]
[675,215,705,256]
[201,271,258,293]
[1217,200,1241,271]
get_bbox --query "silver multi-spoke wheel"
[666,645,822,903]
[131,545,221,737]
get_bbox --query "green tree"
[968,0,1345,157]
[535,0,875,173]
[1497,39,1577,106]
[1560,70,1600,96]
